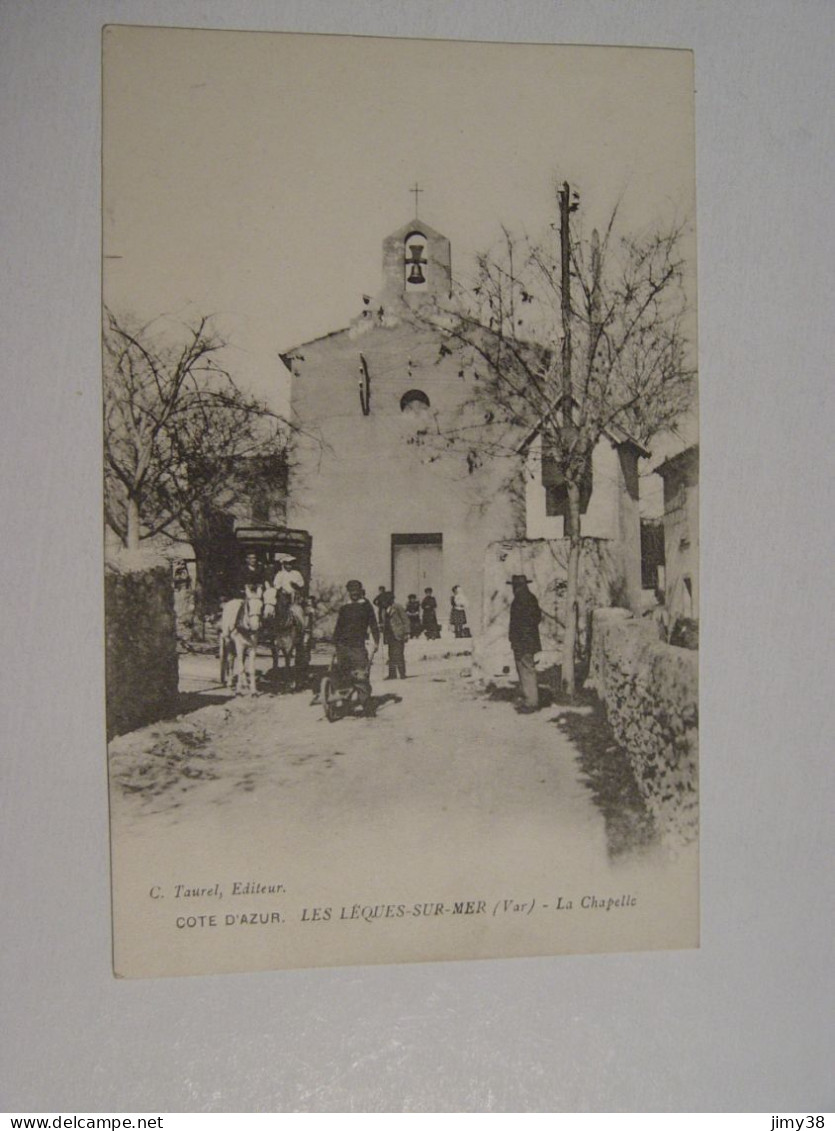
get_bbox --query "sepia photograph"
[103,27,699,978]
[5,0,834,1112]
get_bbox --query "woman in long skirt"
[421,588,440,639]
[406,593,422,638]
[450,585,468,638]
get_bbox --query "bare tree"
[418,187,696,696]
[103,309,292,613]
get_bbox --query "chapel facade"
[283,216,518,633]
[283,214,644,657]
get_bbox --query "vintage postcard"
[103,27,699,977]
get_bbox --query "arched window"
[400,389,431,412]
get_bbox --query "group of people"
[372,585,469,643]
[332,581,471,684]
[239,553,314,650]
[235,553,543,712]
[331,572,543,714]
[334,583,411,682]
[243,554,304,600]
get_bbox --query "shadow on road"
[481,668,576,710]
[554,698,657,860]
[174,691,232,717]
[479,669,656,859]
[313,691,403,723]
[369,692,403,714]
[258,665,319,695]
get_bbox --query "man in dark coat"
[242,552,264,594]
[372,585,388,628]
[508,574,542,712]
[380,591,410,679]
[332,579,380,687]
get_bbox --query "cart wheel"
[321,676,338,722]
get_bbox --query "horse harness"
[236,591,264,637]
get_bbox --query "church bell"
[406,243,426,284]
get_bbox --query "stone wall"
[588,608,699,846]
[105,560,179,739]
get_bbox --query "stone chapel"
[282,214,644,658]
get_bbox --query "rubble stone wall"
[105,562,179,739]
[588,608,699,846]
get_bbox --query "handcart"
[320,654,376,722]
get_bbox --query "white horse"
[219,591,264,694]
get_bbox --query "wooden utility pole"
[558,181,578,422]
[557,180,580,697]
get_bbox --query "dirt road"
[111,647,608,872]
[108,647,698,976]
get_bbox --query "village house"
[282,214,646,664]
[655,443,699,631]
[479,418,646,674]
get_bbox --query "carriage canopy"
[233,524,312,596]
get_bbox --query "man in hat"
[380,591,410,680]
[272,557,305,596]
[372,585,388,628]
[332,579,380,687]
[267,556,306,634]
[508,574,542,713]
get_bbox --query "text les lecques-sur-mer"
[302,901,486,922]
[302,895,638,923]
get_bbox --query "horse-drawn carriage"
[219,524,313,694]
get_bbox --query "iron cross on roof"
[410,181,424,218]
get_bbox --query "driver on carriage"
[272,556,305,596]
[242,552,264,595]
[332,579,379,687]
